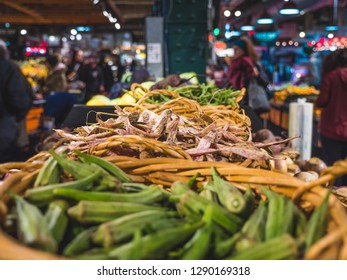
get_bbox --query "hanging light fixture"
[279,0,300,15]
[325,0,339,32]
[256,10,274,24]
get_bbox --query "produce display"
[55,95,298,166]
[86,83,242,108]
[20,58,48,90]
[273,85,319,104]
[1,78,347,261]
[1,151,346,260]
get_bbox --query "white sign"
[147,43,162,63]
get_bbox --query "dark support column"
[163,0,209,82]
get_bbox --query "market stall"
[1,82,347,261]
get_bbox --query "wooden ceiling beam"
[14,0,86,3]
[116,0,153,5]
[0,16,108,25]
[0,0,45,20]
[123,13,149,20]
[106,0,124,23]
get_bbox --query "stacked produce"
[20,58,48,89]
[86,83,243,107]
[1,151,346,260]
[54,96,296,166]
[273,85,319,104]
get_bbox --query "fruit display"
[20,58,48,89]
[273,85,319,104]
[1,150,346,260]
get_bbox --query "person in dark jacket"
[98,53,114,94]
[66,49,87,93]
[85,56,104,102]
[316,49,347,186]
[0,40,32,163]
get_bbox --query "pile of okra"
[2,150,330,260]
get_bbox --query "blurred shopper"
[85,56,105,101]
[303,45,322,88]
[316,49,347,186]
[213,64,226,88]
[66,49,87,93]
[227,38,258,104]
[0,40,32,163]
[98,53,114,94]
[227,37,270,118]
[41,54,67,96]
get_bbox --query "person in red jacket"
[227,39,258,94]
[316,49,347,186]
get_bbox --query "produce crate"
[26,107,43,133]
[1,155,347,260]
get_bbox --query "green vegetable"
[53,185,166,205]
[12,194,57,253]
[211,167,246,214]
[34,156,60,188]
[67,200,167,224]
[45,200,69,243]
[181,206,213,260]
[108,222,202,260]
[228,234,298,260]
[24,169,102,205]
[92,210,178,247]
[305,192,330,250]
[63,227,97,257]
[178,190,243,233]
[75,150,131,183]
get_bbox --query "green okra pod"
[210,167,246,214]
[63,226,97,257]
[92,210,178,247]
[45,200,69,243]
[53,185,166,205]
[108,222,202,260]
[24,169,102,205]
[305,192,330,250]
[75,150,131,183]
[12,194,57,253]
[67,200,167,224]
[228,234,298,260]
[34,156,60,188]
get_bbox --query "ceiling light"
[299,31,305,38]
[109,17,117,23]
[49,35,55,41]
[256,10,274,25]
[20,29,27,35]
[103,10,111,17]
[325,25,338,31]
[224,10,231,17]
[234,10,241,17]
[115,23,121,29]
[92,0,100,4]
[279,0,300,15]
[70,29,77,35]
[240,25,255,31]
[76,34,82,40]
[62,37,67,42]
[5,22,10,28]
[294,42,299,46]
[328,33,334,39]
[70,35,75,40]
